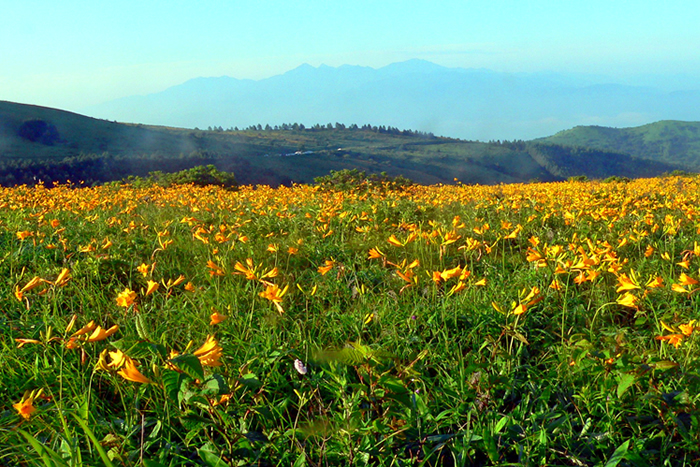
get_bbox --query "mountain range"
[83,60,700,141]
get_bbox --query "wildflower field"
[1,176,700,466]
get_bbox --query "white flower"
[294,359,308,375]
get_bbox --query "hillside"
[540,120,700,170]
[0,100,682,186]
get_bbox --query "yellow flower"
[117,359,153,384]
[207,260,225,277]
[193,335,223,367]
[678,273,699,286]
[107,349,130,369]
[86,325,119,342]
[16,231,33,240]
[616,273,640,292]
[368,247,385,260]
[616,292,638,308]
[13,389,43,420]
[671,283,691,294]
[210,312,227,325]
[387,234,404,247]
[318,259,335,275]
[15,338,42,348]
[71,320,97,337]
[679,320,697,336]
[137,263,150,277]
[259,284,289,313]
[53,268,71,287]
[116,288,137,307]
[440,266,462,281]
[19,276,45,295]
[655,334,684,348]
[144,280,159,296]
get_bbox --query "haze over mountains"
[83,60,700,141]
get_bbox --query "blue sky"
[1,0,699,110]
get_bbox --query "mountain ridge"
[82,60,700,141]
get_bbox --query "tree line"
[200,122,436,138]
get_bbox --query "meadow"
[1,175,699,466]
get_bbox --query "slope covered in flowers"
[1,177,699,465]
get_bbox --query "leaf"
[134,314,150,341]
[293,453,307,467]
[168,354,204,380]
[378,374,408,394]
[494,415,509,434]
[19,430,69,467]
[604,439,630,467]
[73,414,116,467]
[202,374,227,396]
[652,360,679,370]
[143,460,168,467]
[616,373,636,398]
[482,429,499,463]
[238,372,262,389]
[198,446,228,467]
[162,369,189,403]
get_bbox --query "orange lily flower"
[193,335,223,367]
[117,360,153,384]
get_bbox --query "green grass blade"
[72,415,115,467]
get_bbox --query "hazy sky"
[2,0,699,111]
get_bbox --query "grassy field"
[1,176,700,466]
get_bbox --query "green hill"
[0,100,682,186]
[540,120,700,170]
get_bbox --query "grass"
[1,176,700,466]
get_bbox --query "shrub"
[125,165,237,189]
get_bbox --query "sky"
[2,0,700,112]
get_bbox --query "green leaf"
[652,360,679,370]
[19,430,68,467]
[378,374,408,394]
[604,439,630,467]
[494,415,509,434]
[198,445,228,467]
[238,372,262,389]
[162,369,189,403]
[134,314,150,341]
[482,429,499,463]
[143,460,168,467]
[202,374,227,396]
[293,453,307,467]
[169,354,204,380]
[617,373,635,398]
[73,414,116,467]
